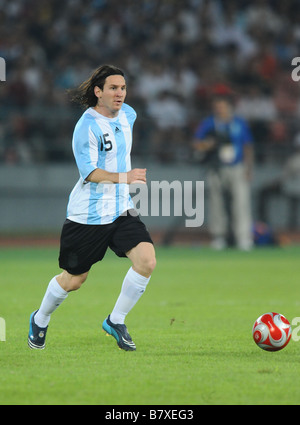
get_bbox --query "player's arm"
[73,125,146,184]
[86,168,147,184]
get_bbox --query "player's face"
[95,75,127,118]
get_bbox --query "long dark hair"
[69,64,125,108]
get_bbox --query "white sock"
[110,267,151,325]
[34,276,68,328]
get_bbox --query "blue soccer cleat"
[102,315,136,351]
[28,310,48,350]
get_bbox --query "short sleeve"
[72,120,99,181]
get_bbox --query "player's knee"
[148,256,157,274]
[58,271,88,292]
[69,274,87,291]
[138,255,156,277]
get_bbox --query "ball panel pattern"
[252,312,291,351]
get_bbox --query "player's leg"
[28,271,88,350]
[56,269,89,291]
[103,213,155,350]
[126,241,156,277]
[34,270,88,327]
[31,218,93,332]
[103,243,155,350]
[111,239,156,319]
[28,219,101,349]
[109,242,155,323]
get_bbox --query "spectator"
[193,84,254,250]
[0,0,299,166]
[147,90,188,162]
[257,134,300,228]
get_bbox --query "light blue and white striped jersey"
[67,103,136,225]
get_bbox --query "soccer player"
[28,65,156,351]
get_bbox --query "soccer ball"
[252,312,291,351]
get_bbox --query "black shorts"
[59,210,153,275]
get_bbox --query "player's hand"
[126,168,147,184]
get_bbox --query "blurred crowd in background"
[1,0,300,165]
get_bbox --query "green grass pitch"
[0,245,299,405]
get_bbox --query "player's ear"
[94,85,102,99]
